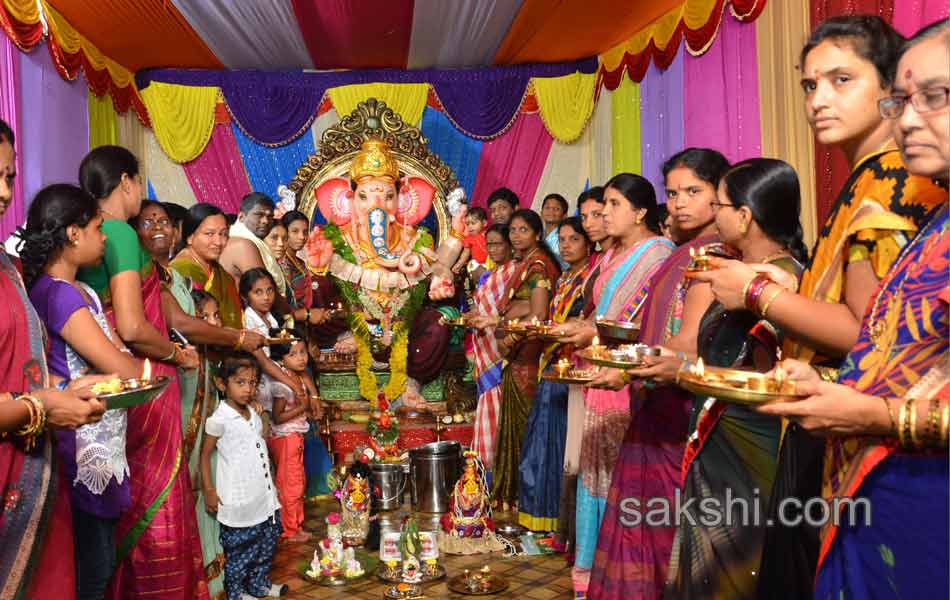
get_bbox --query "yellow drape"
[327,83,428,126]
[533,72,598,143]
[140,82,219,164]
[145,130,198,206]
[41,1,137,90]
[610,77,642,175]
[88,91,117,150]
[755,0,817,248]
[588,89,613,187]
[600,0,723,71]
[3,0,39,25]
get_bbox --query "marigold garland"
[322,223,432,406]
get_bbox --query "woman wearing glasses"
[760,19,949,599]
[690,16,947,598]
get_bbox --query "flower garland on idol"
[322,223,430,409]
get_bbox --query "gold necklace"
[866,232,917,351]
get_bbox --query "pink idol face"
[354,177,397,219]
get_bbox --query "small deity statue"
[441,450,494,538]
[342,546,365,578]
[308,512,345,579]
[340,462,371,546]
[401,555,422,584]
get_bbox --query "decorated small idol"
[340,461,371,546]
[441,450,494,538]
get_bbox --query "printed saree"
[574,236,673,591]
[167,269,225,599]
[815,204,949,599]
[491,250,561,506]
[665,256,801,600]
[171,253,243,331]
[79,221,208,600]
[0,251,75,600]
[588,234,717,600]
[758,150,947,599]
[518,265,586,531]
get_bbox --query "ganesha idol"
[304,138,467,406]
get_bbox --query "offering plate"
[541,367,596,385]
[447,573,511,596]
[595,318,640,343]
[578,344,660,370]
[95,375,172,410]
[676,363,804,405]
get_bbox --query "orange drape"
[47,0,221,72]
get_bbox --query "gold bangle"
[741,277,755,306]
[234,329,246,350]
[15,395,45,451]
[940,403,949,446]
[898,400,909,447]
[882,397,897,437]
[620,371,632,386]
[909,398,920,448]
[758,286,784,319]
[927,397,941,446]
[816,367,840,383]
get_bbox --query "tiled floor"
[271,497,573,599]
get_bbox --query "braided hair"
[19,184,99,289]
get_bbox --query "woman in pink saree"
[76,146,207,599]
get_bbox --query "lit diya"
[686,245,714,273]
[579,343,660,370]
[91,360,172,409]
[266,329,301,345]
[541,358,597,384]
[447,565,510,596]
[675,358,804,405]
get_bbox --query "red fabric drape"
[808,0,895,225]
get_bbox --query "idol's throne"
[286,99,474,455]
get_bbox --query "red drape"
[808,0,895,225]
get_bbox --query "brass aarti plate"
[578,345,659,370]
[96,376,172,410]
[541,368,596,385]
[447,573,510,596]
[676,364,805,405]
[595,318,640,343]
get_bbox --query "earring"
[70,239,79,246]
[739,221,748,235]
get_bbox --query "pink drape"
[0,36,23,239]
[684,11,762,163]
[893,0,949,36]
[182,122,252,213]
[470,113,554,210]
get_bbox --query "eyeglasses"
[709,201,734,210]
[879,86,950,119]
[139,218,171,229]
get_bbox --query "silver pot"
[408,441,462,514]
[370,462,406,511]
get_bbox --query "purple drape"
[17,42,89,224]
[136,58,597,144]
[639,52,685,202]
[684,12,762,163]
[469,113,553,209]
[0,36,24,239]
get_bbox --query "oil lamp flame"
[691,358,705,377]
[141,359,151,382]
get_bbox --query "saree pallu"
[170,256,243,330]
[665,257,800,600]
[815,205,949,599]
[519,267,586,531]
[589,235,716,600]
[574,237,673,589]
[760,153,947,600]
[0,252,74,600]
[108,265,209,600]
[169,270,225,599]
[280,254,313,309]
[471,261,518,468]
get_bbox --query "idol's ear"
[314,178,353,225]
[397,176,435,226]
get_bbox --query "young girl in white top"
[239,268,303,402]
[265,336,321,543]
[201,355,287,600]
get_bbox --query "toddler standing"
[201,355,287,600]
